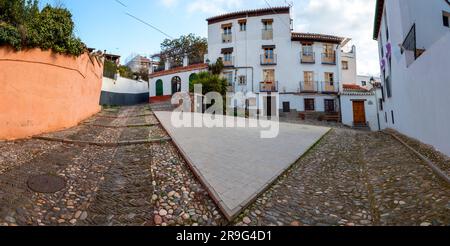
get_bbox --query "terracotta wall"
[0,47,103,140]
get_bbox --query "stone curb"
[385,132,450,184]
[81,123,160,128]
[32,136,172,147]
[96,113,154,119]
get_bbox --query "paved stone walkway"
[232,128,450,226]
[154,111,330,220]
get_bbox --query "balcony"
[223,56,235,67]
[321,81,339,93]
[260,54,277,65]
[301,52,315,64]
[260,81,278,92]
[299,81,318,93]
[262,29,273,40]
[321,52,336,65]
[222,33,232,43]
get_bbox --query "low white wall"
[341,94,379,131]
[102,76,149,94]
[149,68,207,97]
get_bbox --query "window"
[222,25,232,43]
[262,19,273,40]
[304,71,314,82]
[385,76,392,98]
[361,81,367,86]
[323,44,334,55]
[325,72,334,86]
[262,20,273,30]
[238,76,247,85]
[304,99,315,111]
[302,44,313,55]
[385,8,389,40]
[263,69,275,82]
[391,110,395,124]
[223,26,232,35]
[342,61,349,70]
[239,21,247,31]
[223,52,232,62]
[224,72,234,86]
[444,12,450,27]
[264,48,274,59]
[379,99,384,111]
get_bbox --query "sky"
[39,0,380,76]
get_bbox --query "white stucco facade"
[374,0,450,156]
[149,65,208,98]
[206,7,350,114]
[341,92,379,131]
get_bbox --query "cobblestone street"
[233,128,450,226]
[0,104,449,226]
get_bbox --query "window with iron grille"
[304,99,315,111]
[385,76,392,98]
[238,76,247,85]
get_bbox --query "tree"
[189,71,228,96]
[209,58,224,75]
[118,65,133,79]
[158,33,207,68]
[0,0,85,56]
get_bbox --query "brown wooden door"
[352,101,366,125]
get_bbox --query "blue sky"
[39,0,379,75]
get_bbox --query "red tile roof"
[343,84,370,92]
[207,6,290,24]
[150,63,208,79]
[292,32,345,44]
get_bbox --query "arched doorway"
[171,76,181,95]
[155,79,163,96]
[189,73,198,84]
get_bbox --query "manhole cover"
[27,175,66,193]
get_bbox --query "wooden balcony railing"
[301,52,315,64]
[260,81,278,92]
[321,52,336,65]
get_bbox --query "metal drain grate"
[27,175,66,193]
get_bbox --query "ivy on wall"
[0,0,86,56]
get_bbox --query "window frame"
[304,99,315,111]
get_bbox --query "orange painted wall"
[0,47,103,140]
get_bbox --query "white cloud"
[186,0,244,15]
[161,0,179,8]
[293,0,380,76]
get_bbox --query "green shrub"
[0,0,86,56]
[0,22,21,49]
[103,60,118,79]
[189,71,228,96]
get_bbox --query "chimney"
[183,53,189,67]
[165,59,171,71]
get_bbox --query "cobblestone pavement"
[0,104,224,226]
[1,104,449,226]
[233,128,450,226]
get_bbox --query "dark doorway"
[282,102,290,113]
[156,79,163,96]
[324,99,335,113]
[171,76,181,95]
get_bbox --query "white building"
[149,62,208,101]
[206,7,353,118]
[356,75,381,90]
[126,55,152,73]
[373,0,450,156]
